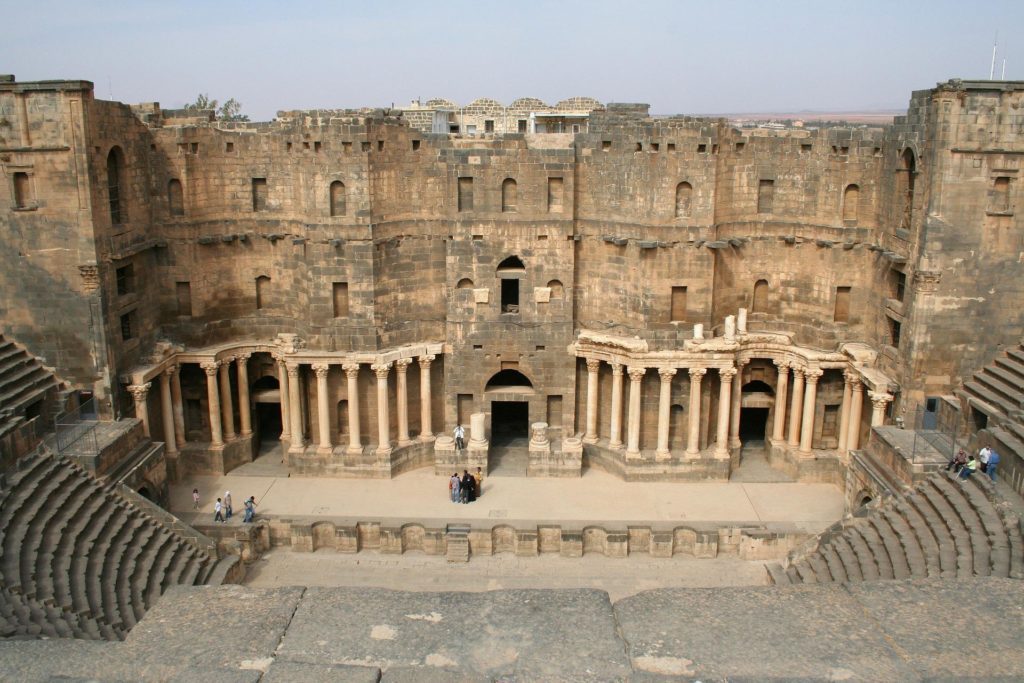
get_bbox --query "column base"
[798,449,815,459]
[729,438,741,449]
[625,448,642,461]
[609,441,624,451]
[346,444,364,456]
[240,430,253,438]
[317,445,334,456]
[713,449,730,460]
[683,449,701,460]
[583,434,599,444]
[376,445,393,458]
[397,438,412,448]
[419,433,436,443]
[288,442,306,455]
[655,449,672,462]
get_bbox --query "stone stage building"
[1,75,1023,497]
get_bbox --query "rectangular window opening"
[834,286,851,323]
[342,141,352,153]
[458,177,473,212]
[518,119,527,133]
[667,143,676,152]
[892,271,906,302]
[889,317,902,348]
[485,120,494,133]
[457,394,473,425]
[757,179,775,214]
[314,141,322,153]
[251,178,267,212]
[547,177,564,213]
[13,172,31,208]
[115,263,135,296]
[225,141,234,152]
[120,311,135,341]
[361,141,371,152]
[332,282,349,318]
[501,278,520,313]
[412,140,421,151]
[602,140,611,151]
[671,286,688,322]
[697,144,707,153]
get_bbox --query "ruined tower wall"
[0,80,109,397]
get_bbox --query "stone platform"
[1,579,1021,681]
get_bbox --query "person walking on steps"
[988,448,1000,483]
[475,467,484,499]
[224,491,233,519]
[454,424,466,453]
[979,445,991,473]
[214,498,225,523]
[192,488,200,510]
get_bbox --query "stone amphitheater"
[1,72,1023,679]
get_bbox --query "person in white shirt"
[979,446,991,473]
[214,498,225,523]
[453,424,465,452]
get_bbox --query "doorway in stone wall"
[490,400,529,476]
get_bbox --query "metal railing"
[54,397,99,456]
[904,404,960,466]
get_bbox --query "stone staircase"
[959,342,1024,486]
[0,449,240,640]
[0,335,61,440]
[768,471,1023,585]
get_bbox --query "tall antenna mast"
[1002,59,1007,80]
[990,31,998,79]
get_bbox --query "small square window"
[116,263,135,296]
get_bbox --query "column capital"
[163,364,179,379]
[371,362,392,379]
[286,362,301,379]
[342,362,360,378]
[312,363,330,378]
[791,365,805,378]
[627,366,646,381]
[688,367,707,381]
[395,357,413,371]
[773,358,790,370]
[735,357,749,369]
[610,362,624,376]
[804,368,823,384]
[868,391,893,408]
[850,376,865,393]
[200,360,221,376]
[720,367,737,382]
[220,355,236,365]
[236,351,252,362]
[843,369,862,386]
[658,367,677,381]
[418,354,435,368]
[127,382,152,401]
[585,358,602,373]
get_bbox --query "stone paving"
[0,579,1021,681]
[170,460,845,532]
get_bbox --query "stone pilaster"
[127,382,152,438]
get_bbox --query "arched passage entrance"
[738,379,774,442]
[485,369,534,475]
[251,374,282,454]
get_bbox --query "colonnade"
[578,357,892,459]
[273,353,436,454]
[126,352,438,456]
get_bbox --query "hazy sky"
[3,0,1022,121]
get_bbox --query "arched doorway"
[251,374,282,455]
[738,379,774,442]
[485,369,534,475]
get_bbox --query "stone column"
[584,358,601,443]
[169,365,185,447]
[287,363,304,453]
[418,354,435,441]
[236,352,252,436]
[716,367,736,459]
[625,366,645,458]
[395,358,412,447]
[869,391,892,427]
[313,363,332,454]
[772,361,789,441]
[128,383,152,437]
[837,370,854,455]
[200,361,223,447]
[846,379,864,451]
[687,367,706,456]
[218,358,236,441]
[729,360,747,448]
[343,363,362,454]
[158,370,177,456]
[799,369,822,455]
[277,358,291,444]
[372,362,392,457]
[787,367,805,447]
[656,367,676,460]
[609,363,624,449]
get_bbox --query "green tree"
[183,94,250,122]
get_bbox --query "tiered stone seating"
[768,472,1023,585]
[0,335,60,438]
[959,341,1024,472]
[0,449,238,640]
